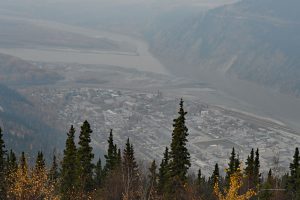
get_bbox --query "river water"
[0,17,169,75]
[0,17,299,132]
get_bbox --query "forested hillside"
[0,83,63,155]
[146,0,300,96]
[0,54,64,155]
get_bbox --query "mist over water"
[0,0,299,132]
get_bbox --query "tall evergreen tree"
[259,169,274,200]
[197,169,204,186]
[117,148,122,167]
[35,151,46,171]
[287,147,300,199]
[158,147,169,193]
[20,152,27,172]
[49,154,59,182]
[226,147,240,185]
[122,138,139,199]
[104,129,118,175]
[245,148,255,189]
[6,149,17,195]
[60,125,79,199]
[0,128,7,199]
[94,157,102,188]
[254,148,261,186]
[7,150,17,173]
[77,120,94,192]
[197,168,206,196]
[245,148,260,194]
[235,154,241,172]
[211,163,220,186]
[147,160,158,198]
[168,99,191,183]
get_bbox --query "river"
[0,16,169,75]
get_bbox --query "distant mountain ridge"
[0,53,64,156]
[0,53,63,86]
[147,0,300,96]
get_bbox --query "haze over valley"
[0,0,299,177]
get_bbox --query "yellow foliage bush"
[214,170,256,200]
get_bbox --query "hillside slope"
[0,83,64,156]
[147,0,300,96]
[0,54,64,156]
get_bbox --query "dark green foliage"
[254,148,261,186]
[147,160,158,198]
[197,168,216,200]
[6,150,17,173]
[60,125,79,199]
[168,99,191,184]
[1,112,298,199]
[0,128,7,199]
[245,148,255,188]
[77,120,94,192]
[103,129,119,176]
[20,152,27,172]
[211,163,220,187]
[117,148,122,167]
[6,149,17,195]
[226,147,240,186]
[166,97,192,200]
[158,147,169,193]
[227,147,236,176]
[287,147,300,199]
[197,169,204,186]
[122,138,139,180]
[259,169,274,200]
[122,138,139,199]
[35,151,46,171]
[49,154,59,182]
[94,157,102,188]
[245,148,261,191]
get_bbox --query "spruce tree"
[104,129,118,175]
[60,125,79,199]
[6,149,17,194]
[77,120,94,192]
[147,160,158,198]
[259,169,274,200]
[20,152,27,172]
[117,148,122,167]
[122,138,139,199]
[197,169,202,186]
[226,147,240,185]
[168,99,191,183]
[235,154,241,172]
[197,168,206,195]
[49,154,59,182]
[254,148,261,186]
[35,151,46,171]
[7,150,17,173]
[0,128,7,199]
[158,147,169,193]
[245,148,260,191]
[287,147,300,199]
[211,163,220,186]
[94,157,102,188]
[245,148,255,189]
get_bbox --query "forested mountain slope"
[147,0,300,96]
[0,54,64,155]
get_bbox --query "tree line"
[0,99,299,199]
